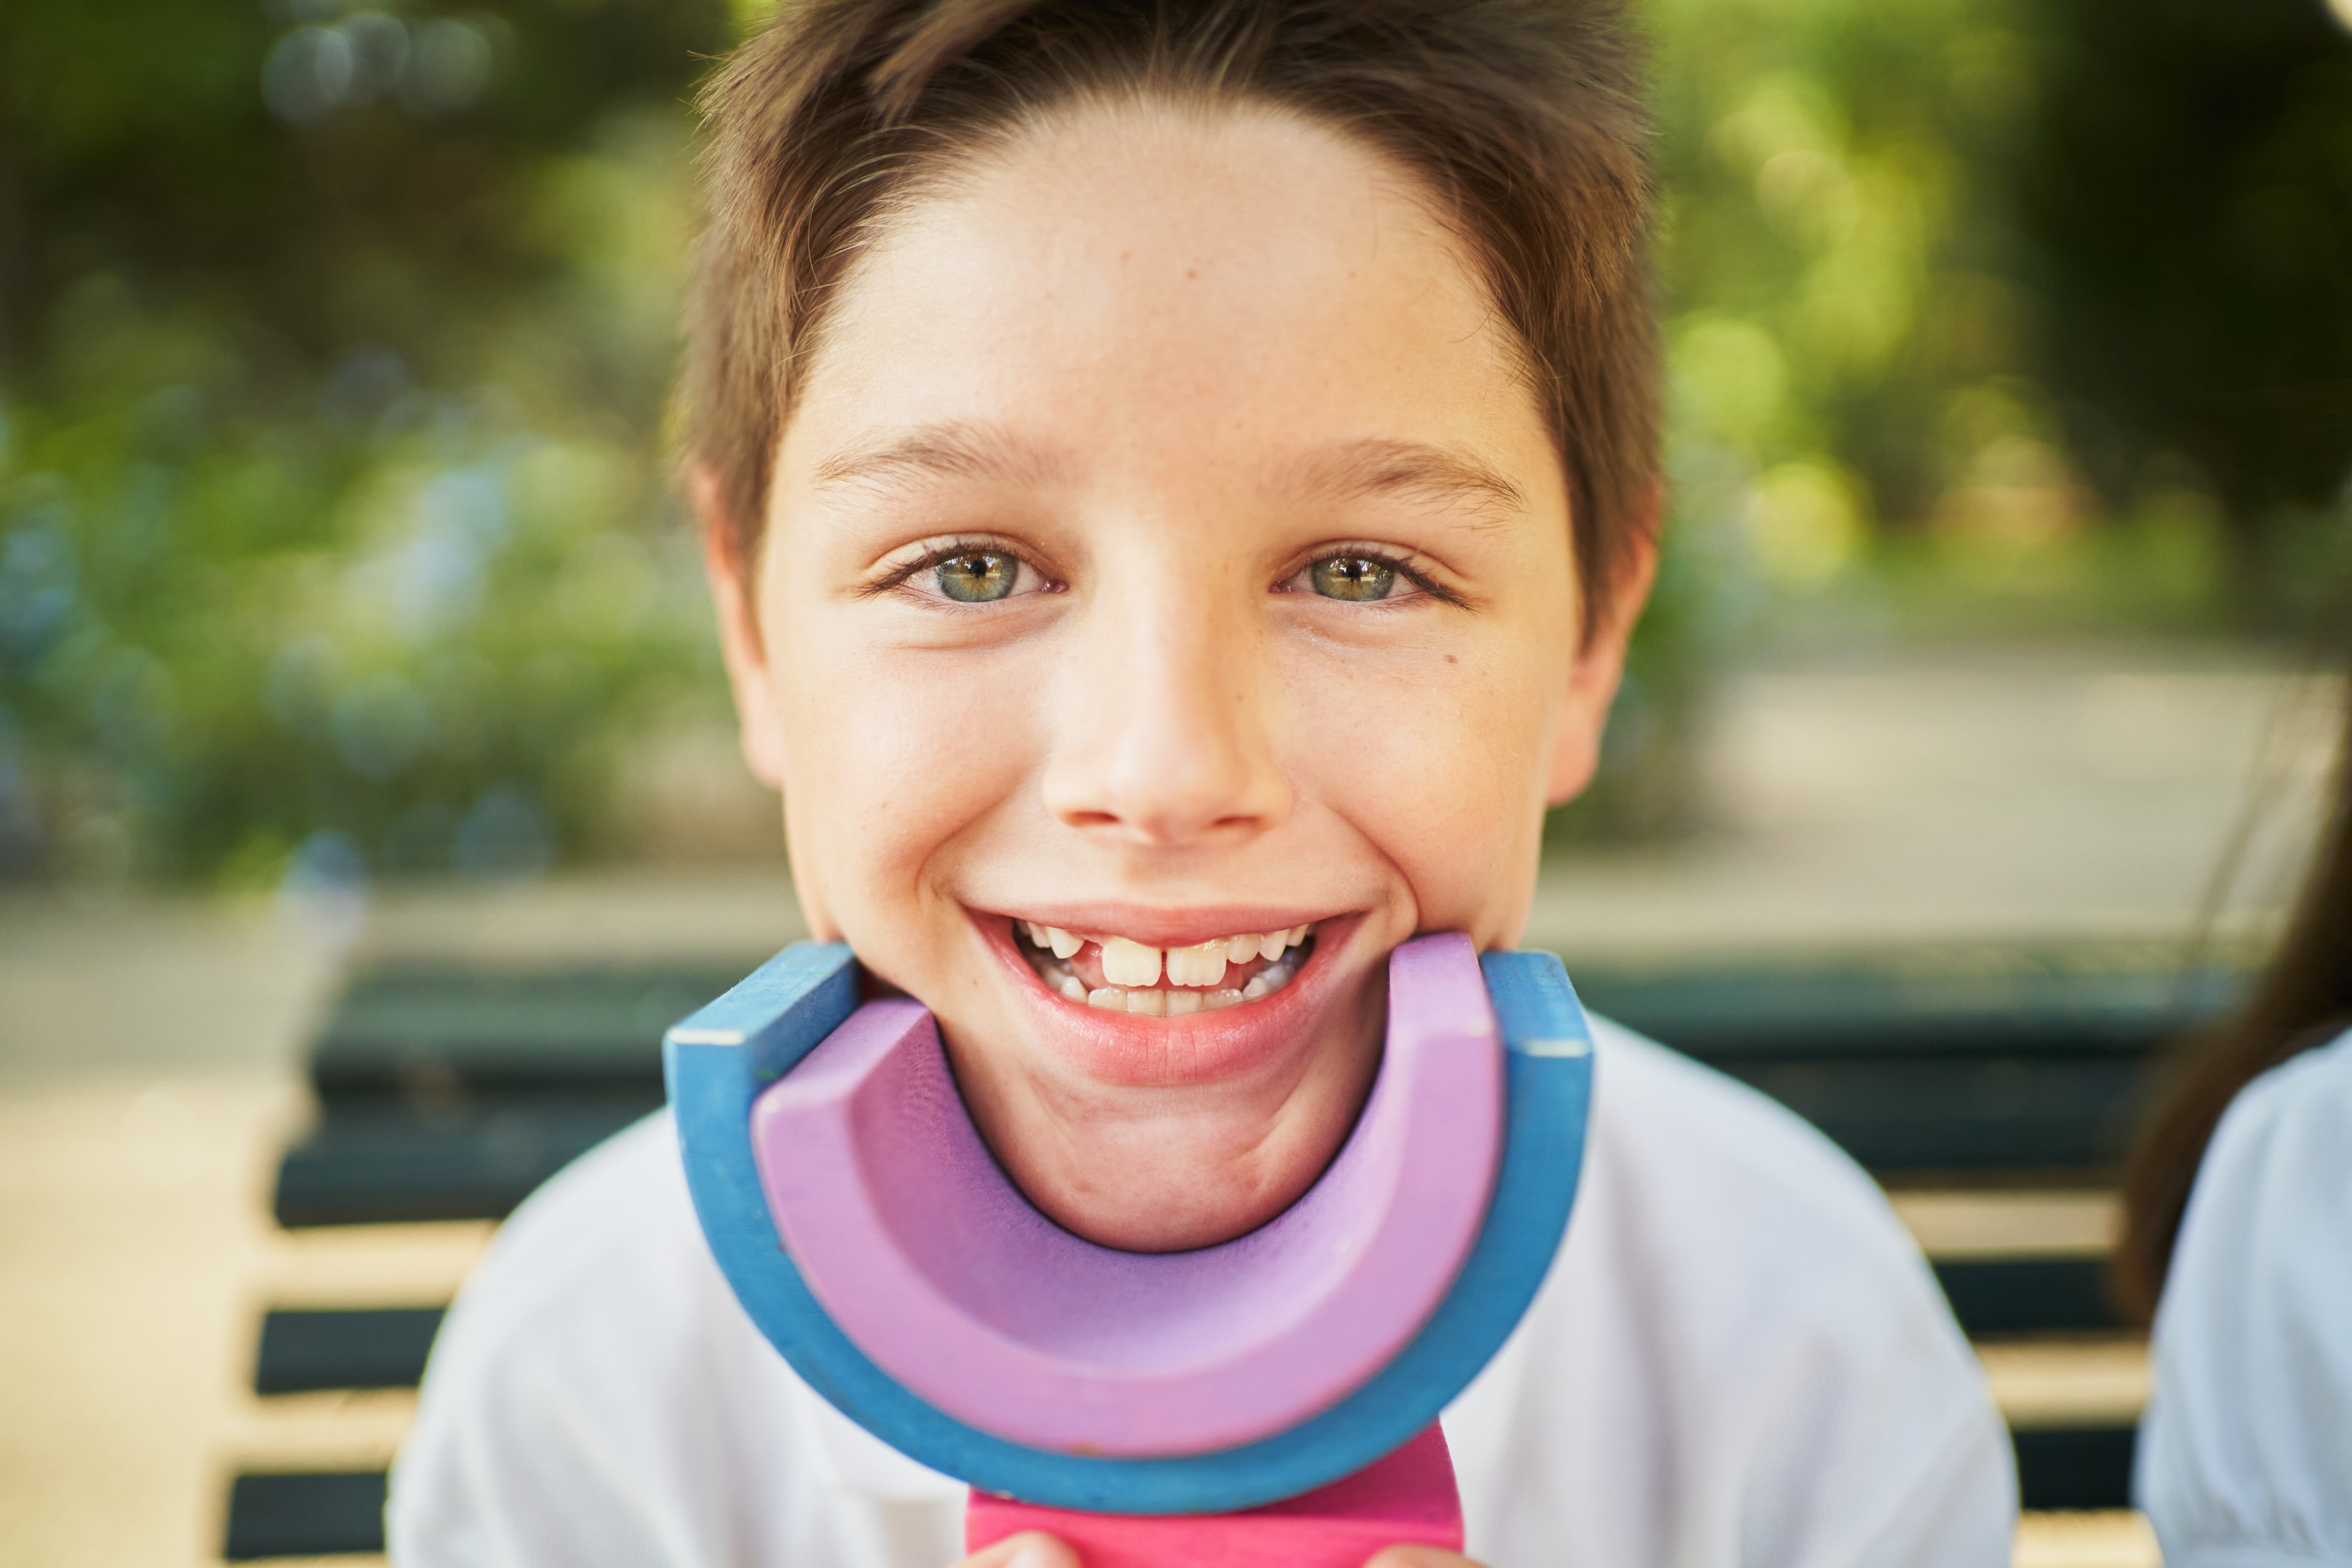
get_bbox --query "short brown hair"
[684,0,1659,638]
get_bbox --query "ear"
[1544,489,1663,806]
[690,462,790,791]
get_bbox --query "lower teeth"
[1032,946,1303,1014]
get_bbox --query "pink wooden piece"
[965,1424,1464,1567]
[749,932,1501,1458]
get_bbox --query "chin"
[928,907,1389,1249]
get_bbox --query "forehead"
[781,98,1554,495]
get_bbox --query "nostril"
[1059,807,1269,842]
[1040,724,1290,844]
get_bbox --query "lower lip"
[978,913,1364,1088]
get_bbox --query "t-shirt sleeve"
[383,1116,925,1568]
[386,1118,755,1568]
[1728,1267,2017,1568]
[2139,1029,2352,1567]
[388,1289,695,1568]
[1667,1106,2017,1568]
[1454,1024,2016,1568]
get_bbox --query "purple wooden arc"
[749,933,1503,1458]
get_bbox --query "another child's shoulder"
[2180,1023,2352,1254]
[2216,1022,2352,1153]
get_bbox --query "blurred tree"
[2015,0,2352,613]
[1651,0,2041,536]
[1,0,727,384]
[0,0,732,883]
[1553,0,2049,841]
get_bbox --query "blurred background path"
[1531,641,2340,956]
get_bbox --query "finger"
[1363,1548,1483,1568]
[956,1530,1083,1568]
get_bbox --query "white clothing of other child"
[2138,1026,2352,1567]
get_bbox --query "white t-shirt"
[388,1019,2014,1567]
[2138,1026,2352,1567]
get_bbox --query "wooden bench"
[222,944,2218,1559]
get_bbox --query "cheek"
[1283,632,1563,940]
[774,612,1039,923]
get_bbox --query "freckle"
[1186,266,1197,279]
[1446,655,1458,664]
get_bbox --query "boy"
[391,2,2014,1563]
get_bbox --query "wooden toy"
[666,931,1595,1560]
[963,1424,1465,1566]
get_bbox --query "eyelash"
[864,538,1055,602]
[1277,544,1466,608]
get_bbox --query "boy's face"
[704,102,1646,1251]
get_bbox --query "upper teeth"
[1021,921,1311,988]
[1101,936,1161,988]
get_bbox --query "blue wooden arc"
[664,941,1595,1516]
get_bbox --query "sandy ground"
[0,641,2340,1567]
[0,905,330,1568]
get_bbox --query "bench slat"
[2012,1426,2139,1511]
[272,1098,658,1227]
[224,1472,388,1561]
[256,1309,448,1395]
[311,966,748,1095]
[1932,1259,2121,1335]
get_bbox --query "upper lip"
[980,905,1342,949]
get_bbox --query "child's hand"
[1364,1550,1485,1568]
[952,1531,1080,1568]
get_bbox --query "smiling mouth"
[1013,920,1317,1016]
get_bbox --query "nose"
[1040,565,1291,847]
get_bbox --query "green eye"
[934,552,1020,603]
[1310,556,1397,602]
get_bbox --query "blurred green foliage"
[2017,0,2352,620]
[1557,0,2352,842]
[0,0,730,883]
[1562,0,2054,838]
[1,0,2345,881]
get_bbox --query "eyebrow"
[810,422,1063,494]
[1287,438,1529,523]
[811,425,1528,522]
